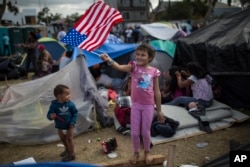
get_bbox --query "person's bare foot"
[129,152,139,164]
[145,151,153,164]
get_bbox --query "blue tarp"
[71,42,174,68]
[72,43,138,67]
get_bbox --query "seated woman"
[161,66,191,104]
[37,44,54,77]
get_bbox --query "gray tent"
[173,8,250,109]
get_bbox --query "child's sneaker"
[121,128,130,135]
[117,126,125,133]
[117,126,130,135]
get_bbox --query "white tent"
[0,56,110,145]
[140,22,185,40]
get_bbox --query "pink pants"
[130,102,154,152]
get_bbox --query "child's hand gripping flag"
[62,0,123,52]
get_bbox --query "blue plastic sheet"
[72,43,138,67]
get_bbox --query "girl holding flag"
[100,43,164,165]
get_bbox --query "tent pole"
[91,51,100,57]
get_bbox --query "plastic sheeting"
[0,56,108,145]
[150,40,176,58]
[72,43,138,67]
[140,22,179,40]
[173,8,250,109]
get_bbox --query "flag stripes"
[74,0,123,51]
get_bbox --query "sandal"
[61,155,75,162]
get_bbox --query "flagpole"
[91,51,101,57]
[78,47,83,55]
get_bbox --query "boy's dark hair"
[136,43,155,62]
[54,84,69,98]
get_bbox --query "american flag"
[62,0,123,52]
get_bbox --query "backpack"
[114,104,131,127]
[151,116,180,137]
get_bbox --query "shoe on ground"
[122,128,130,135]
[117,127,130,135]
[117,127,125,133]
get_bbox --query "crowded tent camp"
[0,1,250,167]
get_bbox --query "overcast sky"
[15,0,96,16]
[2,0,159,17]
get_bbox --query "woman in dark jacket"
[20,31,39,79]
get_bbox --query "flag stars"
[62,29,87,47]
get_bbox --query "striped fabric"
[62,0,123,51]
